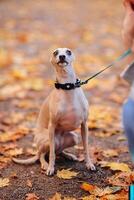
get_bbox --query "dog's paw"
[41,163,48,171]
[46,166,55,176]
[86,162,96,171]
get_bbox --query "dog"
[121,62,134,161]
[13,48,95,175]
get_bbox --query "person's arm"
[122,0,134,52]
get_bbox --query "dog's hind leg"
[61,151,78,161]
[60,131,80,161]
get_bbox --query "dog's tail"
[12,155,38,165]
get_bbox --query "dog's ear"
[121,62,134,84]
[50,56,55,66]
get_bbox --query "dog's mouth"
[57,60,68,66]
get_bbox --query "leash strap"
[80,48,132,86]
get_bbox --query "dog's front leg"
[81,121,96,171]
[46,122,56,176]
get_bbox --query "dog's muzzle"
[57,60,68,66]
[57,55,68,66]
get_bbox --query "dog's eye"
[66,50,72,56]
[53,50,59,57]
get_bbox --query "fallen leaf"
[49,193,61,200]
[80,196,96,200]
[100,189,128,200]
[99,161,131,172]
[0,128,29,142]
[10,172,18,179]
[0,178,9,188]
[57,168,78,179]
[108,172,134,186]
[81,183,122,197]
[64,197,76,200]
[5,148,23,156]
[11,68,28,80]
[25,193,39,200]
[0,49,13,68]
[117,136,127,141]
[102,149,118,158]
[22,78,44,91]
[26,179,33,188]
[81,183,96,192]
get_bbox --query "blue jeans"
[123,98,134,161]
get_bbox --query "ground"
[0,0,133,200]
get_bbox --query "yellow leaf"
[80,196,96,200]
[64,197,76,200]
[11,68,28,80]
[117,136,127,141]
[0,128,29,142]
[99,161,131,172]
[23,78,44,91]
[57,168,78,179]
[6,148,23,156]
[49,193,61,200]
[0,178,9,188]
[102,149,118,158]
[0,49,12,68]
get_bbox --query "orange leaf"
[81,183,95,192]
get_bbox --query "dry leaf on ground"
[102,149,118,158]
[57,168,78,179]
[49,193,61,200]
[108,171,134,186]
[0,178,9,188]
[25,193,39,200]
[100,189,128,200]
[99,161,131,172]
[26,179,33,188]
[5,148,23,156]
[81,182,122,197]
[80,196,96,200]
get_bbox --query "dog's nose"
[59,55,66,61]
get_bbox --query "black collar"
[55,79,81,90]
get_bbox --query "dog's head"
[51,48,75,67]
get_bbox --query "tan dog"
[13,48,95,176]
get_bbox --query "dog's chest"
[57,90,88,130]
